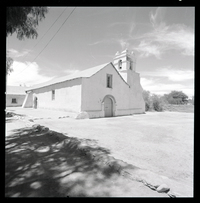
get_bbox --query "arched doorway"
[102,95,116,117]
[104,97,113,117]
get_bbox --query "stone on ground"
[156,184,170,193]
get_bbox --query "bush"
[142,90,164,112]
[142,90,151,111]
[145,101,151,111]
[151,95,163,112]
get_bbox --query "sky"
[6,7,194,97]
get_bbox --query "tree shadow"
[5,126,132,197]
[6,111,27,124]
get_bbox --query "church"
[22,49,145,118]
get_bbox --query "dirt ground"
[5,107,194,197]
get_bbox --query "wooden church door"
[104,97,113,117]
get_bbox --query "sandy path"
[6,108,194,196]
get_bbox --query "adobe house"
[6,86,26,107]
[22,50,145,118]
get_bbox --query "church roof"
[26,63,110,91]
[6,86,26,95]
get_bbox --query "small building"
[23,50,145,118]
[6,86,26,107]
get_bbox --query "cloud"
[165,69,194,82]
[132,8,194,58]
[63,69,80,75]
[6,61,53,86]
[153,24,194,56]
[133,24,194,58]
[8,49,31,58]
[118,38,129,50]
[134,40,163,59]
[90,21,136,50]
[141,77,194,97]
[140,77,155,87]
[142,67,194,81]
[89,37,129,50]
[88,38,117,46]
[149,7,167,29]
[62,62,80,75]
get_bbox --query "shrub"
[142,90,151,111]
[142,90,164,112]
[145,101,151,111]
[151,95,164,112]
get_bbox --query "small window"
[107,74,113,88]
[118,60,122,70]
[52,90,55,100]
[130,61,132,70]
[12,98,17,103]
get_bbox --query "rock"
[156,184,170,193]
[32,124,41,128]
[35,146,50,153]
[40,126,49,132]
[6,112,13,117]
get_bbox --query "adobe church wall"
[27,78,82,112]
[81,64,131,118]
[128,72,145,113]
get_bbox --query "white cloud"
[118,38,129,50]
[149,7,167,29]
[6,61,53,87]
[62,62,80,75]
[63,69,80,75]
[142,67,194,82]
[134,24,194,58]
[132,8,194,58]
[141,77,194,96]
[152,24,194,56]
[8,48,31,58]
[166,69,194,82]
[141,76,194,97]
[134,40,163,59]
[140,77,155,86]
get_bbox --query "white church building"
[22,49,145,118]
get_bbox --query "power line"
[32,7,68,50]
[9,7,68,75]
[14,7,76,76]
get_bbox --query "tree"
[143,90,164,112]
[151,94,163,112]
[164,91,188,105]
[6,7,48,40]
[6,51,13,75]
[6,7,48,75]
[142,90,151,111]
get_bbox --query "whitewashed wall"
[81,64,134,118]
[28,78,82,112]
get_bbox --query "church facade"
[22,50,145,118]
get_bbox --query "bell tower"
[113,49,136,86]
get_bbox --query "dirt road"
[6,108,194,197]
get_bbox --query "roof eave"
[25,77,84,92]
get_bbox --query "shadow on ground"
[5,126,139,197]
[6,111,27,124]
